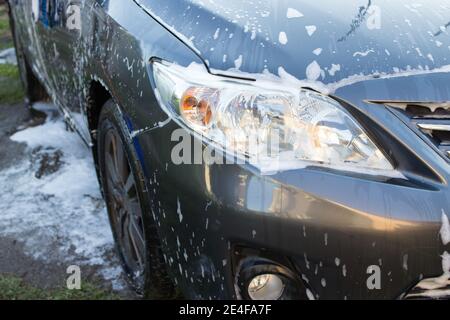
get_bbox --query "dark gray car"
[7,0,450,300]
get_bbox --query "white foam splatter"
[177,197,183,222]
[306,60,322,81]
[353,49,375,57]
[234,55,243,70]
[403,254,409,271]
[328,64,341,76]
[286,8,303,19]
[313,48,323,56]
[213,28,220,40]
[194,60,450,106]
[440,210,450,246]
[442,252,450,276]
[305,25,317,36]
[407,252,450,299]
[278,31,288,45]
[306,289,315,300]
[136,3,201,54]
[335,257,341,266]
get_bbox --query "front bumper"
[122,59,450,300]
[133,118,450,300]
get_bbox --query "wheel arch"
[85,78,113,184]
[87,79,112,138]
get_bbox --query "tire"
[8,3,49,105]
[97,100,175,299]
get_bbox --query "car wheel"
[97,100,176,298]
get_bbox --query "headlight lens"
[152,60,393,173]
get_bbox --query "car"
[6,0,450,300]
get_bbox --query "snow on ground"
[0,102,125,289]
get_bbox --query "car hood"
[135,0,450,92]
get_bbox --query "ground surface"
[0,4,135,300]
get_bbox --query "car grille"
[368,101,450,161]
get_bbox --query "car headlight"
[151,60,393,174]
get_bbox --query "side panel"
[9,0,54,93]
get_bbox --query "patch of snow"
[0,103,125,289]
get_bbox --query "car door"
[33,0,91,141]
[10,0,54,91]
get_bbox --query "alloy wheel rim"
[104,129,146,289]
